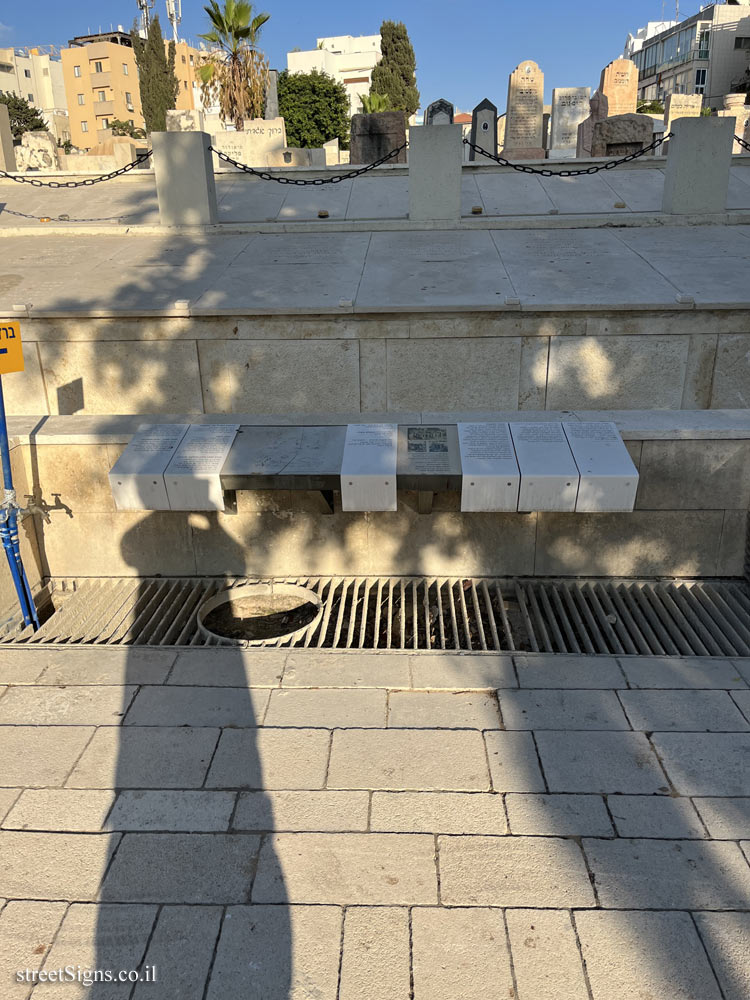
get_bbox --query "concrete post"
[0,104,16,173]
[151,130,218,226]
[662,117,734,215]
[408,124,463,222]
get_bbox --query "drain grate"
[3,576,750,656]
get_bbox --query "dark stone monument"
[425,99,455,125]
[469,98,498,159]
[264,69,279,120]
[349,111,407,165]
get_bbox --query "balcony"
[89,71,111,88]
[94,100,115,116]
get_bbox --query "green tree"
[198,0,270,130]
[0,92,46,139]
[110,118,147,139]
[370,21,419,117]
[637,99,665,114]
[360,92,390,113]
[278,69,350,149]
[131,15,179,132]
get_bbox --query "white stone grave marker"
[164,424,239,510]
[109,423,190,511]
[340,424,398,511]
[563,421,639,511]
[458,423,520,512]
[510,422,579,511]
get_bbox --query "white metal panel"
[340,424,398,511]
[108,423,190,511]
[510,421,579,512]
[458,422,520,512]
[164,424,239,511]
[563,421,639,511]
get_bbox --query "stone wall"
[8,310,750,419]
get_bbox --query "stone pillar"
[264,69,279,120]
[662,117,734,215]
[0,104,16,172]
[151,131,218,226]
[408,124,462,221]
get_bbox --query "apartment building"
[0,46,69,141]
[287,35,381,115]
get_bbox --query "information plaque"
[563,421,639,511]
[164,424,239,511]
[458,422,520,511]
[510,422,580,512]
[340,424,398,511]
[109,423,189,511]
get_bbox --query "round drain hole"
[197,583,323,646]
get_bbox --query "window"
[125,91,132,104]
[93,60,103,73]
[181,54,186,63]
[122,63,128,74]
[24,68,31,78]
[77,93,85,105]
[695,68,707,95]
[183,80,187,89]
[27,93,34,102]
[74,65,81,77]
[98,90,106,102]
[100,117,109,128]
[736,37,750,51]
[43,68,49,76]
[189,54,194,65]
[0,63,12,73]
[81,121,88,132]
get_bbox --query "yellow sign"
[0,322,24,375]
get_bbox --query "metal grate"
[3,576,750,656]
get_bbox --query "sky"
[0,0,712,110]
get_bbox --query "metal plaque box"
[510,422,580,512]
[458,422,520,511]
[164,424,239,511]
[109,423,190,511]
[340,424,398,511]
[563,421,639,511]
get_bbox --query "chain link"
[462,134,673,176]
[0,149,153,188]
[209,142,407,184]
[1,207,140,223]
[735,134,750,153]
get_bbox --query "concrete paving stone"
[732,658,750,685]
[607,794,706,839]
[34,903,156,998]
[619,690,750,732]
[263,689,386,728]
[410,653,517,690]
[327,729,490,790]
[439,834,595,906]
[102,832,260,903]
[619,656,747,689]
[694,912,750,1000]
[0,901,68,999]
[499,689,630,730]
[252,832,438,904]
[67,727,219,789]
[730,689,750,723]
[651,733,750,796]
[506,909,589,1000]
[484,731,547,792]
[0,726,94,787]
[0,649,52,684]
[3,789,115,832]
[35,648,176,686]
[0,789,21,823]
[134,905,223,1000]
[387,691,502,729]
[207,905,342,1000]
[535,732,668,793]
[108,790,236,831]
[123,686,271,727]
[371,791,507,835]
[283,651,410,688]
[0,686,135,725]
[0,831,119,900]
[234,790,368,832]
[206,729,330,789]
[167,649,285,687]
[514,654,626,689]
[576,910,722,1000]
[506,793,613,837]
[339,907,410,1000]
[583,837,750,908]
[411,907,514,1000]
[693,797,750,838]
[743,840,750,865]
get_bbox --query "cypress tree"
[370,21,419,117]
[131,15,179,133]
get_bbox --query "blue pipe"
[0,376,39,630]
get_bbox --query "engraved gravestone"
[425,99,455,125]
[599,59,638,118]
[664,93,702,131]
[350,111,407,164]
[591,113,654,158]
[469,98,498,159]
[576,90,608,157]
[549,87,591,159]
[503,61,545,160]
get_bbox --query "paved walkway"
[1,162,750,227]
[0,647,748,998]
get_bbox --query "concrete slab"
[387,691,502,729]
[505,792,613,836]
[278,179,354,220]
[506,909,589,1000]
[498,689,630,730]
[347,175,408,219]
[0,726,94,787]
[234,790,369,832]
[484,730,546,791]
[135,905,223,1000]
[370,791,508,834]
[108,790,236,831]
[535,731,668,793]
[693,797,750,839]
[340,907,410,1000]
[473,172,554,216]
[608,794,706,838]
[694,912,750,1000]
[514,653,626,688]
[205,728,330,789]
[539,172,634,214]
[652,732,750,795]
[619,690,750,731]
[619,655,747,689]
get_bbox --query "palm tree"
[360,92,391,114]
[197,0,270,130]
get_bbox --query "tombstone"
[0,103,16,172]
[716,93,750,154]
[14,131,59,172]
[663,116,734,215]
[349,111,407,164]
[591,113,654,158]
[664,93,703,131]
[502,60,545,160]
[166,108,205,132]
[599,58,638,117]
[210,118,287,169]
[425,99,454,125]
[576,90,608,157]
[549,87,591,159]
[468,98,498,160]
[323,137,340,165]
[264,69,279,120]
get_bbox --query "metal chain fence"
[735,134,750,154]
[209,141,408,184]
[462,133,673,175]
[0,148,152,187]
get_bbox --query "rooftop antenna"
[165,0,182,43]
[136,0,155,36]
